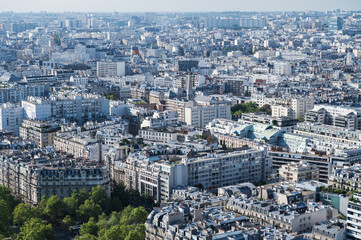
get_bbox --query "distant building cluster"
[0,8,360,239]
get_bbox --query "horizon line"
[1,9,360,14]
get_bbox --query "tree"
[97,213,110,230]
[17,218,54,240]
[125,230,142,240]
[89,186,110,211]
[64,189,89,216]
[111,182,130,208]
[119,206,133,225]
[231,102,260,115]
[297,116,305,122]
[63,196,80,217]
[43,195,65,219]
[234,110,243,116]
[79,217,99,236]
[76,233,97,240]
[120,138,130,146]
[105,94,119,101]
[108,211,121,226]
[109,197,123,212]
[260,104,272,115]
[63,215,74,226]
[13,203,36,226]
[77,200,102,222]
[134,224,146,239]
[99,225,122,240]
[129,207,148,225]
[118,225,134,240]
[0,199,11,233]
[36,196,49,214]
[0,185,17,211]
[73,189,89,205]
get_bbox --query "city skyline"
[0,0,360,13]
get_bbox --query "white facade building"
[109,101,129,117]
[0,103,24,135]
[139,129,178,142]
[70,76,89,85]
[184,104,231,128]
[140,111,179,129]
[22,99,51,121]
[272,105,291,118]
[97,61,126,77]
[273,62,292,76]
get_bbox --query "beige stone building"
[19,119,60,148]
[0,150,110,205]
[278,162,319,183]
[53,133,101,161]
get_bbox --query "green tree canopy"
[259,104,272,115]
[119,206,133,225]
[231,102,260,115]
[0,185,18,210]
[89,186,110,211]
[77,199,102,222]
[76,233,98,240]
[42,195,65,219]
[63,215,74,226]
[63,196,80,216]
[16,218,54,240]
[13,203,37,226]
[129,207,148,225]
[79,217,99,237]
[99,225,122,240]
[125,229,143,240]
[0,199,11,233]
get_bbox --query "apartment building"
[184,104,231,128]
[312,220,346,240]
[22,98,52,121]
[146,201,249,240]
[19,119,60,148]
[329,165,361,192]
[53,133,101,161]
[272,105,292,118]
[0,103,23,135]
[0,150,110,205]
[253,94,314,119]
[114,147,271,203]
[273,62,292,76]
[294,122,361,146]
[96,61,126,77]
[70,75,89,85]
[22,93,109,123]
[305,105,361,130]
[138,129,178,143]
[347,193,361,239]
[278,162,320,183]
[227,198,335,233]
[140,111,179,129]
[165,99,195,122]
[0,84,49,104]
[291,98,315,119]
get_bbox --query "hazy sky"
[0,0,360,12]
